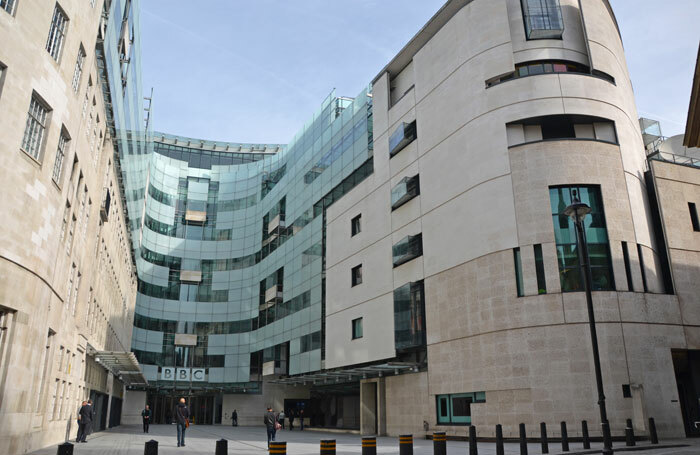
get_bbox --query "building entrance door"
[147,392,220,425]
[673,350,700,436]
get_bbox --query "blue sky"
[140,0,700,144]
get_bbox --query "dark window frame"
[389,121,417,157]
[351,317,363,340]
[689,202,700,232]
[351,264,363,287]
[351,214,361,236]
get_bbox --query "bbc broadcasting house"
[1,0,700,453]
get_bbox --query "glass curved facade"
[125,90,374,393]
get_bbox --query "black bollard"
[56,442,74,455]
[540,422,548,454]
[270,441,287,455]
[216,438,228,455]
[581,421,590,450]
[625,419,636,447]
[399,435,413,455]
[320,439,336,455]
[144,439,158,455]
[519,423,528,455]
[560,422,569,452]
[495,424,504,455]
[362,437,376,455]
[469,425,478,455]
[649,417,659,444]
[433,432,446,455]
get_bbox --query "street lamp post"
[564,190,614,455]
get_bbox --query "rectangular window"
[394,281,425,351]
[391,175,420,210]
[71,45,86,92]
[21,95,50,161]
[52,130,69,183]
[521,0,564,39]
[637,244,648,293]
[66,214,76,254]
[36,330,55,413]
[690,202,700,232]
[352,317,363,340]
[59,202,70,243]
[71,271,81,315]
[0,310,13,384]
[621,241,634,292]
[549,186,615,292]
[351,214,361,236]
[46,4,68,61]
[392,233,423,267]
[534,244,547,294]
[514,248,524,297]
[51,379,60,419]
[351,264,363,287]
[1,0,15,14]
[389,120,417,157]
[66,264,75,305]
[436,392,485,425]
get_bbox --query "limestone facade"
[0,1,137,453]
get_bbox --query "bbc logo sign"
[161,367,206,382]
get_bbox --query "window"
[351,264,363,287]
[394,281,425,351]
[391,175,420,210]
[514,248,524,297]
[549,186,615,292]
[690,202,700,232]
[486,60,614,87]
[59,202,70,243]
[389,120,417,157]
[46,4,68,61]
[637,244,648,293]
[506,115,618,147]
[52,130,69,183]
[21,95,50,161]
[71,271,81,315]
[1,0,15,14]
[66,264,75,304]
[71,45,86,92]
[0,310,13,384]
[534,244,546,294]
[36,330,55,413]
[621,242,634,292]
[392,234,423,267]
[436,392,485,425]
[351,214,361,236]
[352,318,363,340]
[51,379,60,419]
[521,0,564,39]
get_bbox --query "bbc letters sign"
[161,367,206,382]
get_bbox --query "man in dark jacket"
[231,409,238,426]
[175,398,190,447]
[78,400,93,442]
[141,405,151,433]
[76,401,87,442]
[264,407,277,447]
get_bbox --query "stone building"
[0,1,143,453]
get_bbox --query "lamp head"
[563,190,591,223]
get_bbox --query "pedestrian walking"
[141,404,151,433]
[278,409,286,429]
[231,409,238,426]
[264,406,278,447]
[77,400,93,443]
[175,398,190,447]
[299,409,304,430]
[288,410,295,431]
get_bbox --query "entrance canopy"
[268,361,419,386]
[95,351,148,386]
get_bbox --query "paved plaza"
[27,425,699,455]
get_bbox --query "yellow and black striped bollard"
[269,441,286,455]
[433,431,447,455]
[362,436,377,455]
[399,434,413,455]
[320,439,336,455]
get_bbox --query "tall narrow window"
[549,186,615,292]
[514,248,524,297]
[689,202,700,232]
[0,310,14,386]
[21,95,50,161]
[351,214,361,236]
[66,214,76,254]
[352,318,363,340]
[1,0,15,14]
[351,264,363,287]
[53,131,69,183]
[71,271,81,315]
[36,330,55,412]
[621,242,634,292]
[51,379,60,419]
[71,45,86,92]
[637,244,649,293]
[394,281,425,351]
[46,4,68,61]
[59,202,70,243]
[534,244,547,294]
[66,264,75,304]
